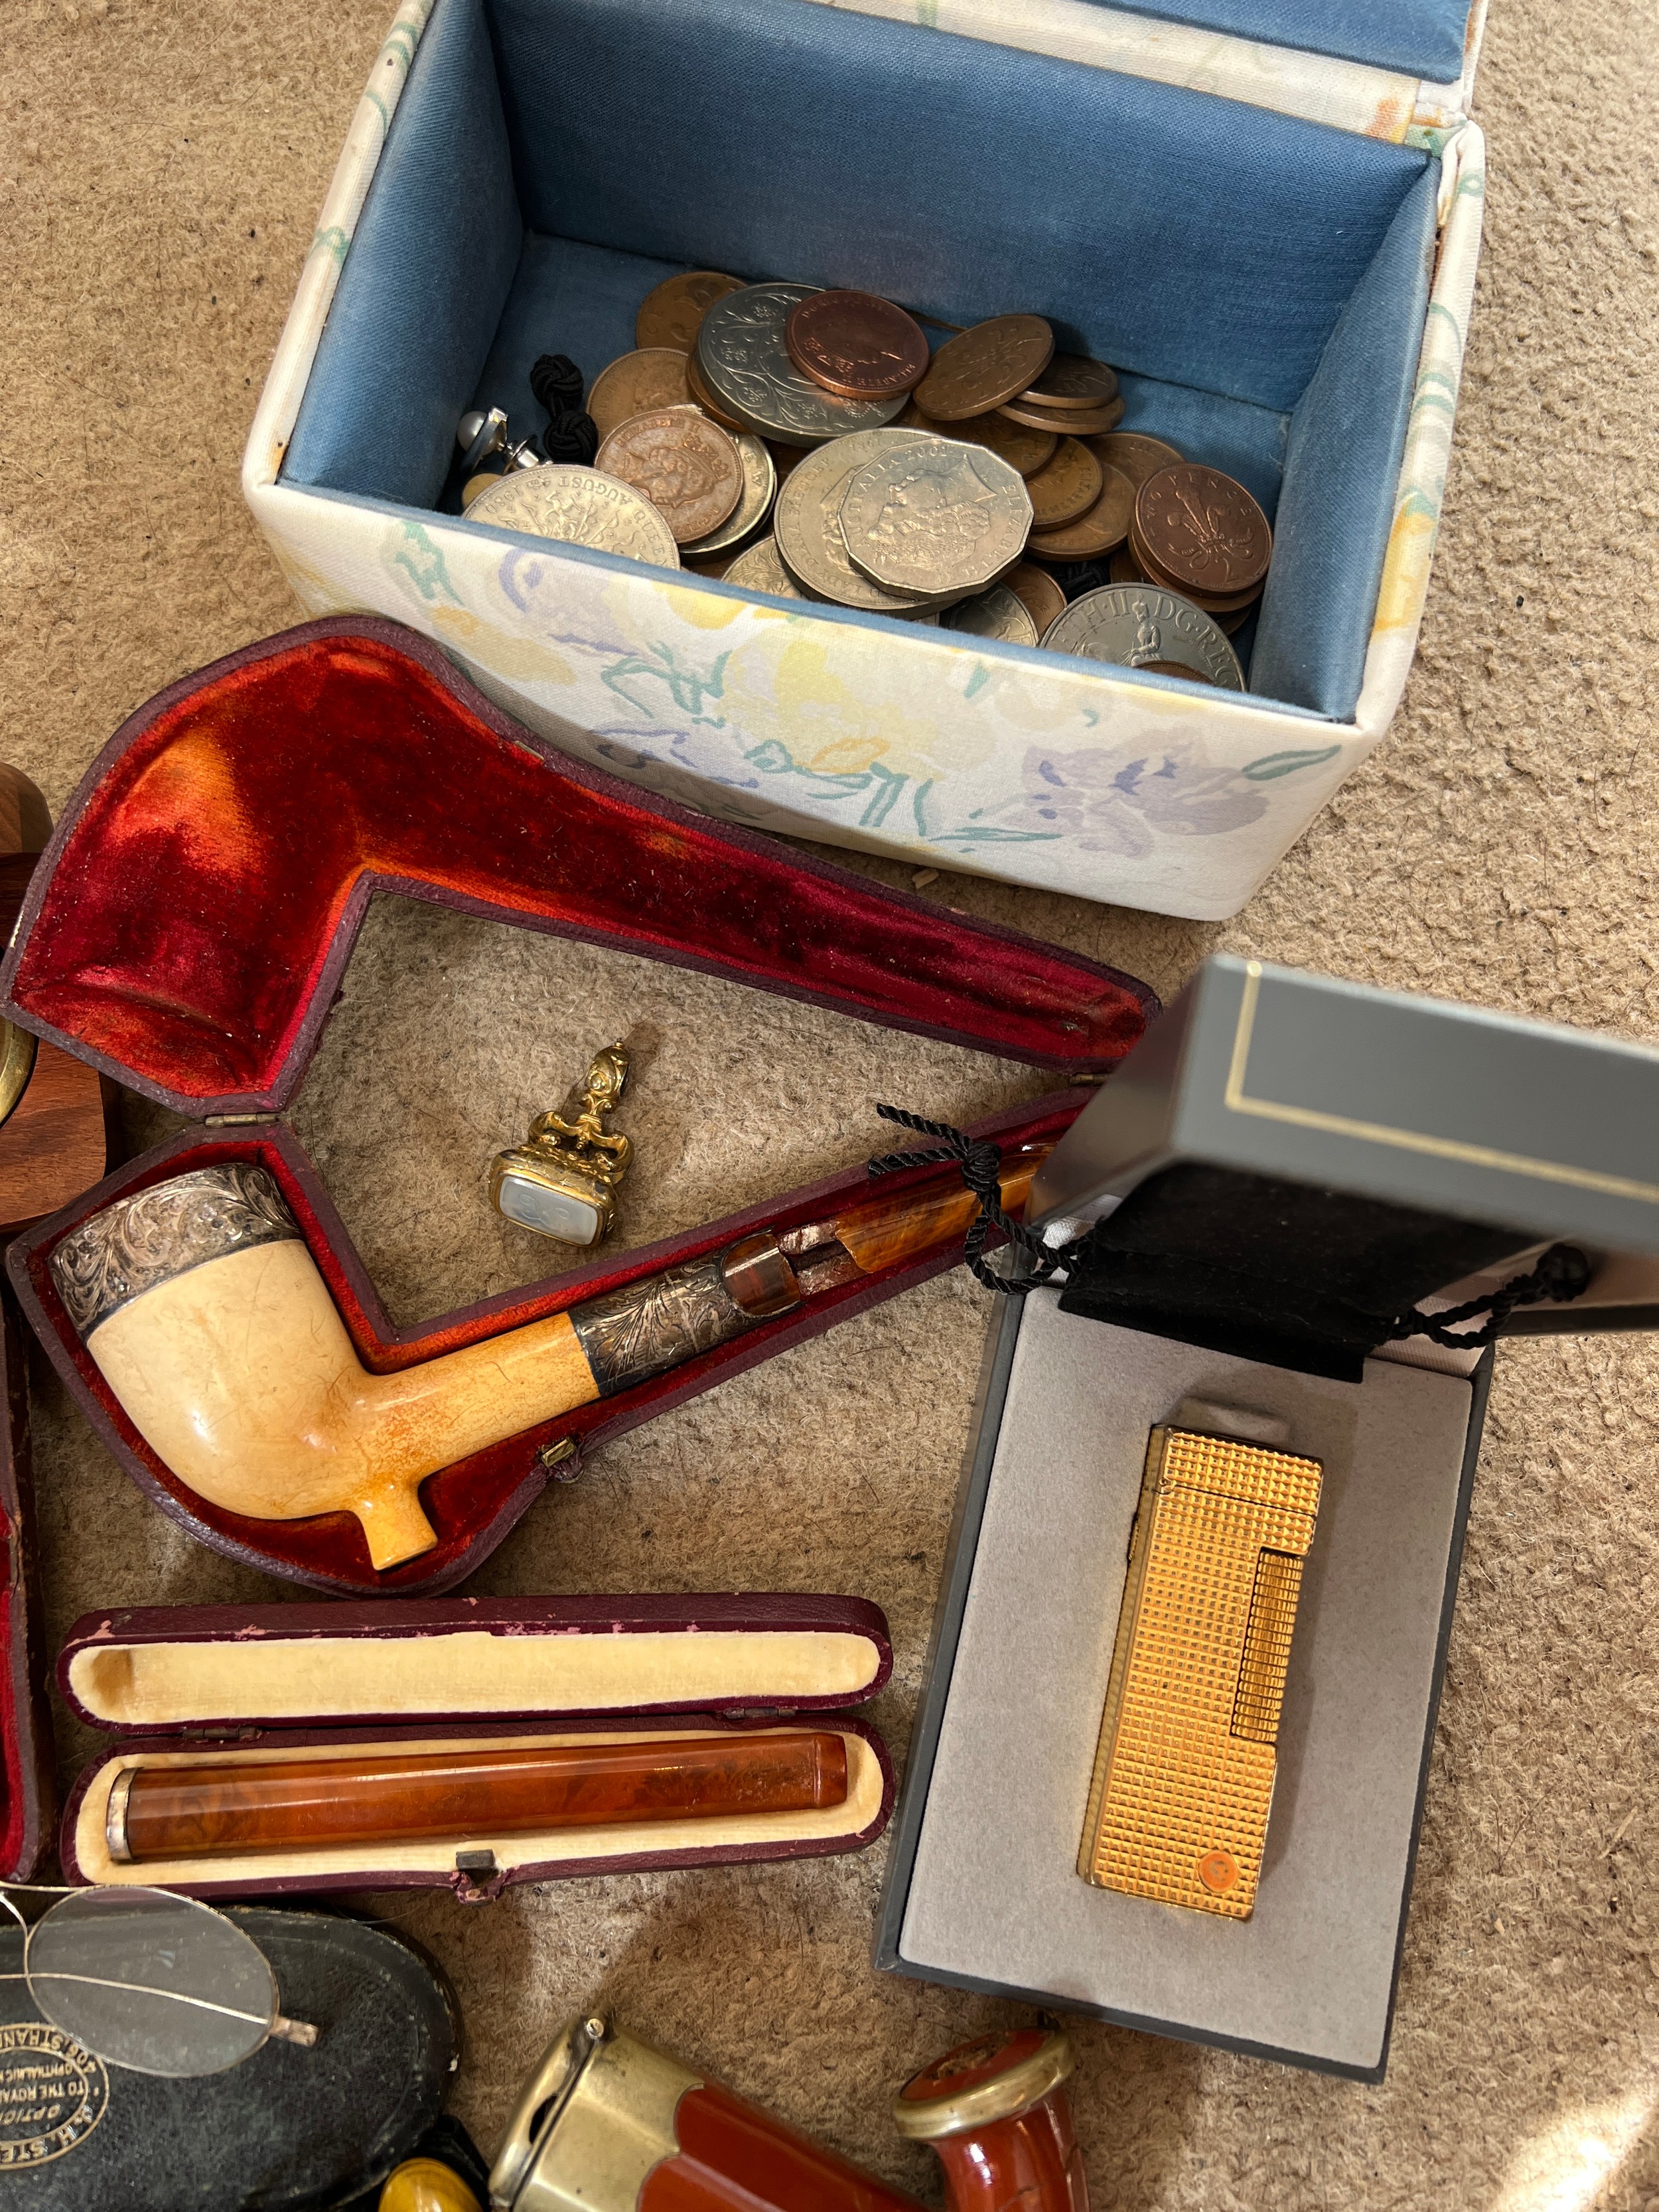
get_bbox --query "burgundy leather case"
[0,619,1157,1594]
[57,1591,894,1901]
[0,1290,54,1880]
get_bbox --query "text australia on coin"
[838,439,1031,595]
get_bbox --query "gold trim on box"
[1078,1426,1322,1920]
[1223,961,1659,1204]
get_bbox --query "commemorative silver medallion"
[467,466,682,569]
[696,284,907,447]
[1040,583,1244,688]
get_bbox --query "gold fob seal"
[1078,1424,1323,1919]
[490,1044,632,1246]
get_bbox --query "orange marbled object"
[642,2083,923,2212]
[117,1733,848,1861]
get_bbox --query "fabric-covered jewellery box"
[0,619,1155,1597]
[247,0,1486,921]
[56,1593,894,1901]
[876,954,1659,2080]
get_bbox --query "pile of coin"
[457,266,1271,687]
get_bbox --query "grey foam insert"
[897,1295,1474,2074]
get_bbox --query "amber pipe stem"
[111,1732,849,1863]
[825,1145,1051,1278]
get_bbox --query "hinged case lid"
[1030,955,1659,1378]
[57,1591,893,1736]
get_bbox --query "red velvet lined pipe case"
[0,621,1156,1595]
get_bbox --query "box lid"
[58,1591,893,1736]
[1029,956,1659,1378]
[1101,0,1475,82]
[0,619,1154,1120]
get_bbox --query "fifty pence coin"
[838,437,1032,596]
[680,431,776,560]
[1024,437,1103,531]
[1019,354,1119,410]
[784,290,930,398]
[1133,464,1271,596]
[697,284,906,446]
[774,428,944,612]
[1041,583,1243,689]
[1003,562,1067,635]
[636,270,746,352]
[942,583,1039,648]
[724,534,812,599]
[595,407,744,543]
[587,350,691,442]
[468,466,682,568]
[912,315,1054,422]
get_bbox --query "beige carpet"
[4,1,1658,2203]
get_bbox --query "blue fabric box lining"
[284,0,1438,723]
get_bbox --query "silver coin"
[1041,583,1243,690]
[774,429,952,613]
[697,284,906,447]
[942,582,1039,648]
[467,465,681,569]
[679,432,776,561]
[839,437,1031,595]
[723,534,810,599]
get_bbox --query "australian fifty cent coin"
[785,289,930,398]
[467,466,682,569]
[595,407,744,543]
[774,427,943,612]
[636,269,746,352]
[912,315,1054,423]
[839,435,1032,596]
[1041,582,1243,689]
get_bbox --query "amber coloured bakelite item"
[642,2083,923,2212]
[114,1732,849,1862]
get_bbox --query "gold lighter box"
[1078,1425,1323,1919]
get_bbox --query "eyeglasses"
[0,1883,317,2077]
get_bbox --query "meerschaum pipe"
[50,1150,1049,1570]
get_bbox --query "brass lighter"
[489,1045,632,1246]
[1078,1424,1323,1919]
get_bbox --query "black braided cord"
[867,1104,1073,1295]
[1386,1240,1591,1348]
[539,411,599,465]
[529,353,585,413]
[869,1103,1595,1337]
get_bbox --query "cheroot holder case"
[0,619,1155,1594]
[56,1592,894,1901]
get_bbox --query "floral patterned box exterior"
[244,0,1486,921]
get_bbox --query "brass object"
[891,2028,1073,2140]
[490,2014,698,2212]
[490,1045,633,1247]
[1078,1424,1322,1919]
[0,1018,38,1130]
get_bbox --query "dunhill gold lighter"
[1078,1425,1323,1919]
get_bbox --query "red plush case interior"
[0,618,1156,1595]
[57,1591,894,1901]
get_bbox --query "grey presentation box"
[875,958,1659,2079]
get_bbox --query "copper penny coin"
[684,344,750,434]
[912,315,1054,423]
[595,406,744,544]
[1019,354,1118,410]
[1134,464,1271,596]
[587,349,691,442]
[784,289,931,399]
[1090,431,1183,488]
[1129,515,1264,611]
[636,270,747,352]
[1003,562,1067,635]
[999,392,1125,436]
[1024,437,1103,530]
[1027,463,1134,559]
[899,400,1056,479]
